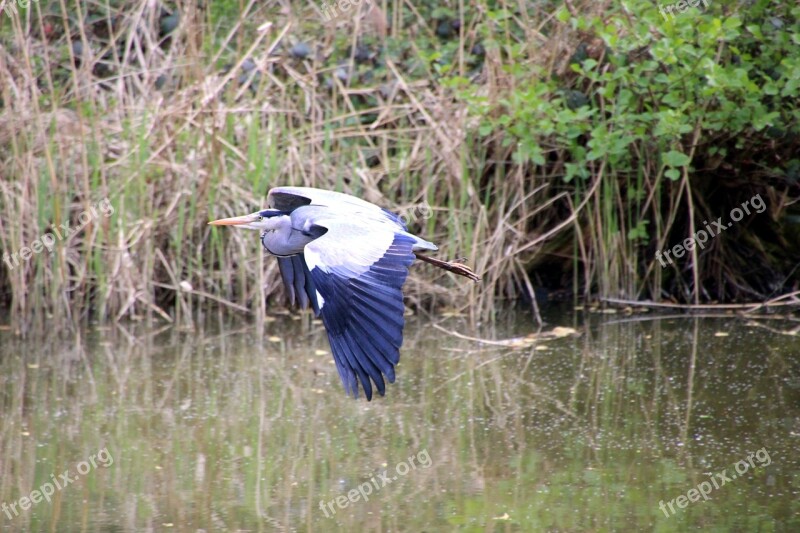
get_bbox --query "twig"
[432,323,516,346]
[150,281,251,313]
[601,291,800,312]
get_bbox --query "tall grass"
[0,1,493,330]
[0,0,798,331]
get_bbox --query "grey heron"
[209,186,479,400]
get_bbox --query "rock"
[290,42,311,60]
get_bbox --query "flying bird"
[209,186,479,400]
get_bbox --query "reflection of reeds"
[0,315,793,529]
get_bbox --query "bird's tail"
[414,253,480,282]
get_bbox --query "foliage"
[454,0,800,301]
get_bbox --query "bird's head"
[208,209,286,231]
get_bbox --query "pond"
[0,308,798,531]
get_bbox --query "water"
[0,309,798,531]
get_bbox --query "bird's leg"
[414,253,481,282]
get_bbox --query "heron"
[209,186,479,400]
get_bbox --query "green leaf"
[627,220,649,241]
[663,150,691,167]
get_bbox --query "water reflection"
[0,311,798,531]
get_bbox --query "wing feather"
[302,220,416,400]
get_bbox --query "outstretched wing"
[268,186,407,228]
[301,219,416,400]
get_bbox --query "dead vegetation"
[0,0,798,333]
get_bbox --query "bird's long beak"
[208,214,260,226]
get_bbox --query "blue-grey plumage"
[209,186,479,400]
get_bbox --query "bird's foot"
[415,253,481,282]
